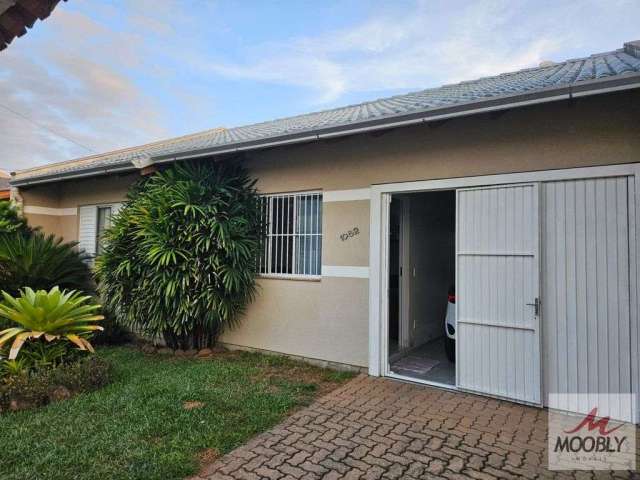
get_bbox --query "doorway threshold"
[385,370,458,392]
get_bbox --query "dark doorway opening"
[387,190,456,386]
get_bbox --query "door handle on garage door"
[526,297,540,316]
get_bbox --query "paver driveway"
[191,375,636,480]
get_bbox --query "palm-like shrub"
[0,201,30,236]
[0,287,104,359]
[95,161,262,350]
[0,231,94,297]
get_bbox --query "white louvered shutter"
[78,205,98,258]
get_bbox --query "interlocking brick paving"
[190,375,637,480]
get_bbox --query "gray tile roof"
[13,40,640,184]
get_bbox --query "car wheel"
[445,336,455,363]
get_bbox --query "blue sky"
[1,0,638,171]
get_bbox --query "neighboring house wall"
[0,170,11,199]
[17,90,640,367]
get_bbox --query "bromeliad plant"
[0,287,104,360]
[95,161,263,350]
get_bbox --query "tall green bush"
[95,161,263,350]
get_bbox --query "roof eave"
[12,72,640,187]
[141,72,640,163]
[11,163,138,187]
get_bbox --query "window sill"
[258,274,321,282]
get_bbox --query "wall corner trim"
[321,265,369,278]
[23,206,77,216]
[323,188,370,202]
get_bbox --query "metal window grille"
[259,192,322,278]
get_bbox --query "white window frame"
[78,202,122,261]
[259,191,322,280]
[95,205,114,256]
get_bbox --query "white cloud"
[195,0,638,103]
[0,0,637,170]
[0,7,168,171]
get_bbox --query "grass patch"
[0,346,355,480]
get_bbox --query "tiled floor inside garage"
[389,337,456,385]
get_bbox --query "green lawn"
[0,347,354,480]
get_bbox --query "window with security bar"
[259,192,322,278]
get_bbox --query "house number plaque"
[340,227,359,241]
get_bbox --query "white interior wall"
[407,191,455,347]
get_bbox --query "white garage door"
[456,183,542,404]
[542,177,634,421]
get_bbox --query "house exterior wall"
[16,90,640,368]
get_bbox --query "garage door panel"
[458,186,535,254]
[457,183,541,405]
[458,255,535,330]
[542,177,632,417]
[458,323,539,402]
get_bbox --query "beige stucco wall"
[56,173,138,207]
[322,200,370,267]
[245,90,640,192]
[16,90,640,368]
[222,276,369,366]
[21,173,138,241]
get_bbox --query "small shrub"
[0,287,104,359]
[0,355,111,412]
[0,231,94,297]
[0,370,50,409]
[19,341,72,370]
[47,355,110,391]
[0,358,29,378]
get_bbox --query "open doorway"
[387,190,456,386]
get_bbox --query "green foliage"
[0,315,9,332]
[0,231,94,296]
[0,355,110,411]
[91,306,132,346]
[0,347,352,479]
[46,355,111,392]
[0,340,81,379]
[0,287,104,359]
[0,358,29,377]
[19,341,72,370]
[0,201,30,235]
[96,162,263,349]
